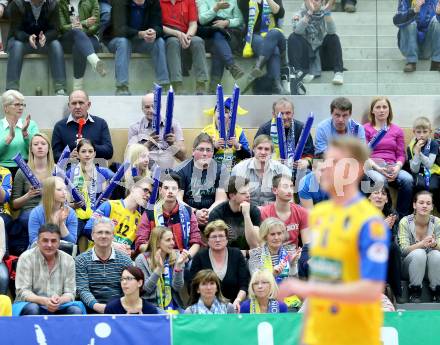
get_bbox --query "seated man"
[314,97,365,157]
[393,0,440,72]
[255,97,314,170]
[208,176,261,250]
[76,217,133,314]
[6,0,66,94]
[298,170,329,209]
[51,90,114,161]
[14,224,84,315]
[231,135,291,207]
[128,92,186,169]
[260,174,309,248]
[104,0,170,95]
[288,0,344,85]
[173,133,228,226]
[135,173,202,257]
[160,0,209,94]
[84,177,151,256]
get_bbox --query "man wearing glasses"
[173,133,228,226]
[76,218,133,314]
[128,92,186,169]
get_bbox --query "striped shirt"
[15,247,76,302]
[75,248,133,309]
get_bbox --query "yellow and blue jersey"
[303,194,390,345]
[0,166,12,216]
[85,199,141,246]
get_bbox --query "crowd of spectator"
[0,89,440,317]
[0,0,356,96]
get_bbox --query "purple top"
[363,123,406,165]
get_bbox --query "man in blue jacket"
[393,0,440,72]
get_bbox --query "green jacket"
[58,0,100,36]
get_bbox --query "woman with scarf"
[135,226,189,313]
[240,269,287,313]
[202,97,251,168]
[185,269,235,314]
[190,220,250,312]
[67,139,114,245]
[238,0,288,94]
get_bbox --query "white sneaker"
[303,74,315,83]
[332,72,344,85]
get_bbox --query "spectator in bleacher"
[240,269,288,313]
[104,266,159,314]
[135,226,188,312]
[238,0,288,94]
[196,0,245,91]
[0,218,8,295]
[248,218,299,280]
[208,176,260,250]
[367,186,403,302]
[51,90,113,162]
[364,97,413,220]
[202,97,251,167]
[190,220,249,312]
[231,135,291,207]
[0,0,10,54]
[97,0,111,39]
[28,176,78,246]
[104,0,169,96]
[58,0,107,91]
[173,133,228,226]
[85,176,150,256]
[66,139,114,245]
[11,133,54,256]
[288,0,344,85]
[75,217,133,313]
[160,0,209,94]
[260,174,309,248]
[297,169,329,209]
[6,0,67,94]
[1,90,39,177]
[14,224,84,315]
[185,269,235,313]
[406,116,440,210]
[128,92,186,169]
[314,97,365,157]
[393,0,440,73]
[398,191,440,303]
[135,173,202,256]
[254,97,314,170]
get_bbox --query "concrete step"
[343,46,401,59]
[344,59,431,71]
[309,71,440,83]
[336,24,397,35]
[340,35,396,47]
[283,0,396,12]
[304,81,440,95]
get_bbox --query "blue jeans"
[211,31,234,79]
[61,29,101,79]
[107,37,169,87]
[365,168,414,219]
[398,17,440,63]
[251,29,285,80]
[0,263,8,295]
[20,302,83,315]
[6,38,66,91]
[98,1,112,39]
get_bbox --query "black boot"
[241,56,268,94]
[431,286,440,302]
[408,285,422,303]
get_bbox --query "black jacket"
[104,0,163,40]
[7,0,60,43]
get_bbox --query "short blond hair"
[248,269,278,300]
[412,116,432,131]
[329,136,371,167]
[2,90,24,107]
[258,217,286,243]
[204,219,229,239]
[253,134,274,151]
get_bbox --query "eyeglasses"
[10,103,26,108]
[121,277,137,282]
[209,235,226,241]
[195,147,213,153]
[252,281,270,286]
